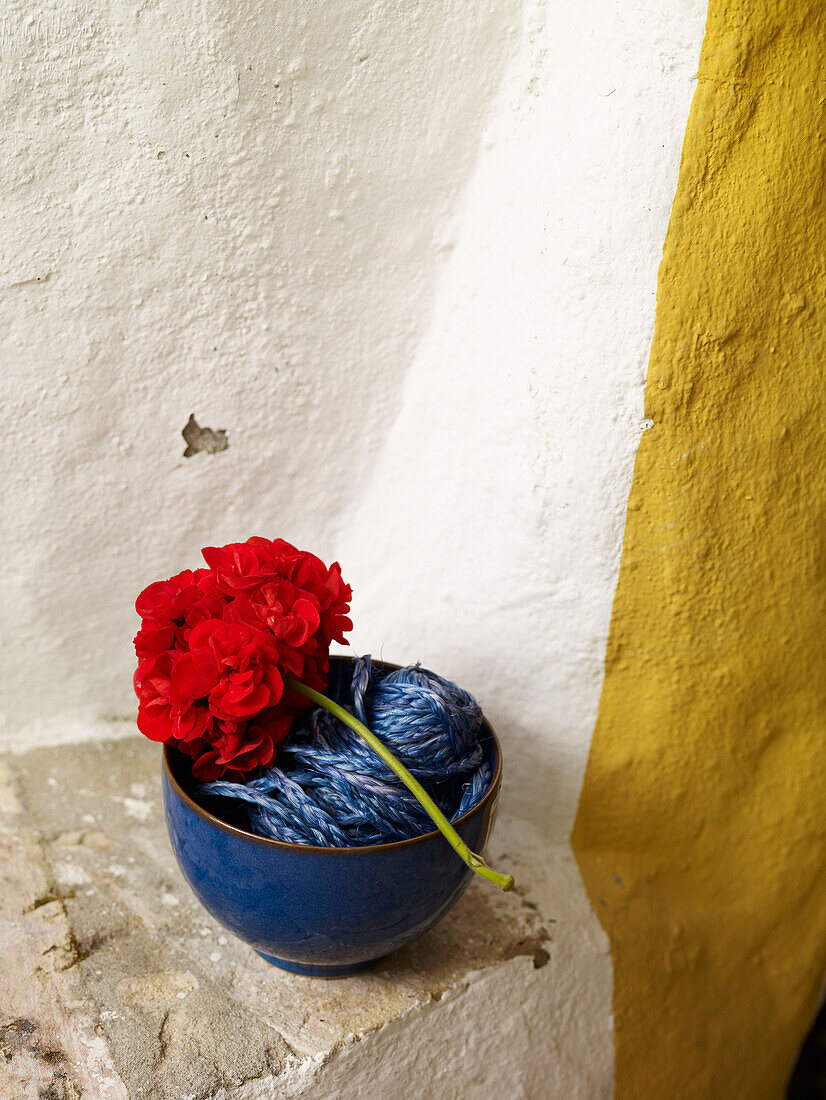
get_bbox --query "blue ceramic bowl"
[162,658,502,977]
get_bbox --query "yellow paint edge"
[571,1,826,1096]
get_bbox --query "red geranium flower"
[135,568,209,620]
[171,619,283,719]
[133,539,352,779]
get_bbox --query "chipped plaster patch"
[53,861,92,886]
[182,414,229,457]
[112,796,153,822]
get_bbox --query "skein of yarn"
[198,656,493,847]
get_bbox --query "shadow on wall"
[787,1002,826,1099]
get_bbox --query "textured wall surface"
[0,0,704,781]
[10,0,823,1097]
[1,1,707,1094]
[0,0,521,740]
[572,1,826,1096]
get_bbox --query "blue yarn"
[197,656,492,847]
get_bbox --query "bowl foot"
[255,951,376,977]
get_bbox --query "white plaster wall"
[330,2,707,1090]
[0,0,705,772]
[0,0,521,742]
[338,0,708,836]
[1,1,707,1092]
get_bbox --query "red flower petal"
[134,538,351,776]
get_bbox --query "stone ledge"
[0,737,553,1100]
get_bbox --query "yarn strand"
[286,677,515,892]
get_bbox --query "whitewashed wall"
[341,0,708,836]
[0,0,706,757]
[1,1,706,1092]
[335,3,706,1090]
[0,0,521,741]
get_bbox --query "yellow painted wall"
[571,2,826,1096]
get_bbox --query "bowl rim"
[162,657,503,856]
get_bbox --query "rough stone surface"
[0,738,553,1098]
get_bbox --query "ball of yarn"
[197,656,492,847]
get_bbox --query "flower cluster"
[133,538,352,780]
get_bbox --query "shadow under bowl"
[161,658,503,977]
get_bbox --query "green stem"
[287,677,514,892]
